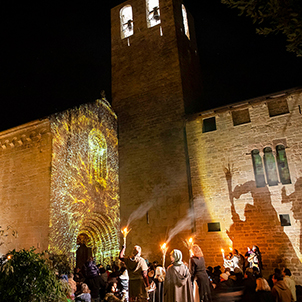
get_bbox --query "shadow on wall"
[282,177,302,253]
[224,166,301,274]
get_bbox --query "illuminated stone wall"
[0,99,119,266]
[49,99,119,265]
[0,120,52,255]
[186,88,302,283]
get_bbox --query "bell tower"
[111,0,202,259]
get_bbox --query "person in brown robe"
[119,244,149,302]
[164,249,193,302]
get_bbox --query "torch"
[161,243,168,268]
[221,248,225,259]
[121,227,131,246]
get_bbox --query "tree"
[221,0,302,57]
[0,248,69,302]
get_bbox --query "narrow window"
[276,145,291,184]
[263,147,278,186]
[182,5,190,39]
[120,5,134,39]
[146,0,161,28]
[202,117,216,133]
[251,149,266,187]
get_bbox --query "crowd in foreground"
[59,244,299,302]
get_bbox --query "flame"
[221,248,224,253]
[229,247,233,251]
[121,227,131,237]
[161,242,168,254]
[189,237,193,243]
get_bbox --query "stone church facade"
[0,99,120,266]
[0,0,301,284]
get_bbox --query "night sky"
[2,0,302,131]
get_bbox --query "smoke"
[166,208,195,244]
[166,197,205,243]
[127,200,154,226]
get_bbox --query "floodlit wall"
[49,99,120,265]
[0,120,52,255]
[186,88,302,283]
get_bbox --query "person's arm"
[119,245,126,261]
[142,270,149,287]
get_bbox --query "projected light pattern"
[48,99,119,265]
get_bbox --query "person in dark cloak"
[189,244,212,302]
[164,249,193,302]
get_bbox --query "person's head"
[170,249,183,266]
[282,268,291,277]
[207,266,213,273]
[132,245,142,257]
[68,273,74,279]
[256,278,271,291]
[272,272,283,285]
[191,244,203,257]
[244,267,254,279]
[220,273,229,282]
[81,283,90,293]
[252,245,259,253]
[227,252,233,259]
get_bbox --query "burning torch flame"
[161,243,168,253]
[161,243,168,268]
[121,227,131,238]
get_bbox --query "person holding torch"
[119,228,149,302]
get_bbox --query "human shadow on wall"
[224,166,301,272]
[281,177,302,253]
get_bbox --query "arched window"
[276,145,291,184]
[88,129,107,186]
[263,147,278,186]
[120,5,134,39]
[146,0,161,28]
[251,149,266,187]
[182,4,190,39]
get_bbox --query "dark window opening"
[232,109,251,126]
[208,222,221,232]
[202,117,216,133]
[279,214,291,226]
[267,99,289,117]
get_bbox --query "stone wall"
[0,120,52,255]
[186,88,302,283]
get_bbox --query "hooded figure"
[272,273,294,302]
[164,249,193,302]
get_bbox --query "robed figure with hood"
[164,249,193,302]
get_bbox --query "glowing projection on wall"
[48,99,120,264]
[88,129,108,187]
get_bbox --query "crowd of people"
[59,244,298,302]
